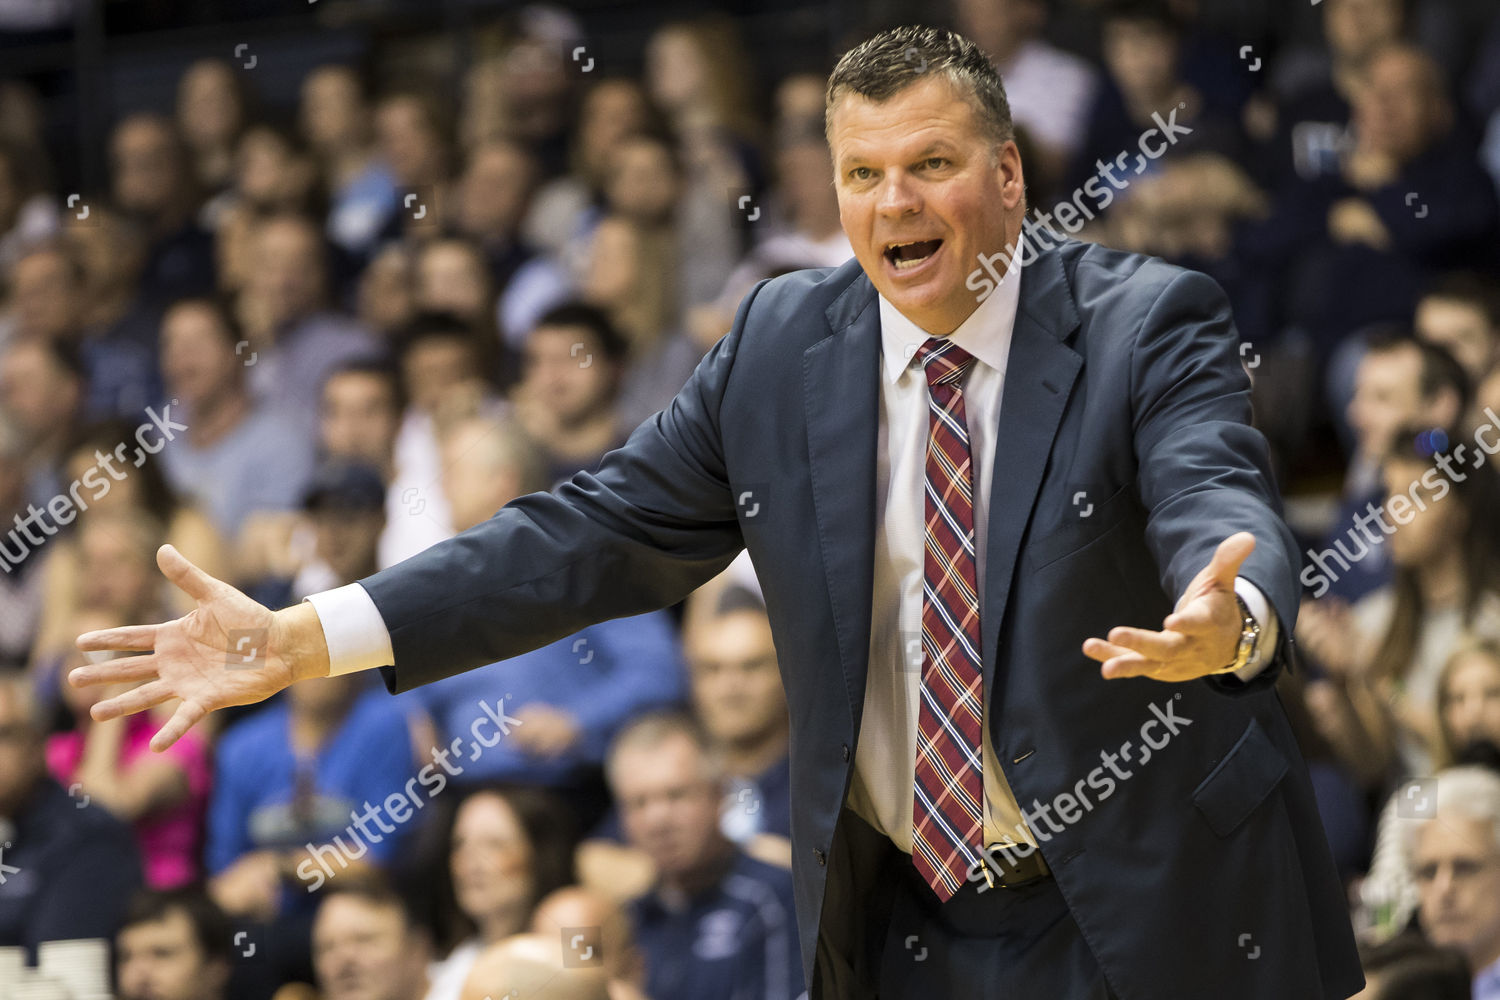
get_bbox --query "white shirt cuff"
[1230,577,1279,682]
[303,583,395,676]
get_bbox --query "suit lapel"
[804,276,881,732]
[980,239,1083,697]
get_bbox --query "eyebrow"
[839,142,959,169]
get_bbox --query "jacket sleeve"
[361,283,765,694]
[1128,268,1301,691]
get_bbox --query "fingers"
[68,655,160,689]
[157,543,221,603]
[1082,637,1152,678]
[1105,625,1186,661]
[150,700,208,753]
[1204,531,1256,587]
[91,679,173,722]
[77,624,160,653]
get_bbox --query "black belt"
[973,843,1051,889]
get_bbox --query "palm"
[71,545,298,752]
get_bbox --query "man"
[608,713,802,1000]
[0,669,143,956]
[116,889,232,1000]
[313,882,431,1000]
[1410,766,1500,999]
[319,359,402,483]
[75,26,1361,999]
[684,578,792,862]
[1416,273,1500,427]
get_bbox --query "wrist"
[272,603,331,682]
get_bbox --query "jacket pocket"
[1191,717,1289,837]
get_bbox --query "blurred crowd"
[0,0,1499,998]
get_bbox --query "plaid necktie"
[911,336,985,900]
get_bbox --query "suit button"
[841,743,850,762]
[814,848,826,866]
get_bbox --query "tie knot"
[916,337,975,388]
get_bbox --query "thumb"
[1204,531,1256,590]
[157,543,221,604]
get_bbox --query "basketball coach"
[74,25,1364,1000]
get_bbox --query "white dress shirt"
[307,247,1280,857]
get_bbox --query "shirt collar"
[877,234,1024,385]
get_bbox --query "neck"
[722,724,788,779]
[186,389,250,448]
[477,903,529,944]
[659,836,735,898]
[1418,544,1466,609]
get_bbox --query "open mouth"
[883,238,943,272]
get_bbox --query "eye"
[849,166,872,181]
[923,157,948,170]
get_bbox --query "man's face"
[614,734,724,879]
[313,508,385,583]
[12,251,81,339]
[313,896,426,1000]
[111,119,182,219]
[1414,814,1500,967]
[1347,345,1423,460]
[459,144,533,239]
[1417,298,1497,382]
[1355,50,1439,165]
[246,219,324,326]
[521,326,617,427]
[0,342,78,440]
[687,611,787,748]
[829,74,1022,336]
[117,910,226,1000]
[321,373,399,470]
[1325,0,1403,64]
[160,303,238,407]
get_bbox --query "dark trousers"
[832,811,1117,999]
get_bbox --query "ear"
[995,140,1025,211]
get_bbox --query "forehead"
[1415,815,1499,860]
[828,75,982,163]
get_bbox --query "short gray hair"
[825,25,1014,150]
[1402,766,1500,861]
[605,711,724,791]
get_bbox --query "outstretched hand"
[70,544,330,752]
[1082,532,1256,683]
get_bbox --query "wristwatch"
[1211,594,1261,675]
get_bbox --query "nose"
[875,170,921,218]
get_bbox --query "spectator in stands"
[357,243,418,341]
[207,663,416,909]
[235,213,377,432]
[109,112,215,307]
[511,303,629,484]
[287,460,386,601]
[229,124,320,220]
[1361,639,1500,937]
[373,90,454,245]
[1410,766,1500,998]
[47,606,210,889]
[1067,0,1243,196]
[300,64,398,258]
[0,415,42,671]
[581,214,676,364]
[0,335,83,507]
[953,0,1096,194]
[175,59,250,199]
[115,888,232,1000]
[1300,430,1500,785]
[1353,933,1472,1000]
[157,295,317,543]
[530,886,649,1000]
[458,935,608,1000]
[380,313,502,567]
[1314,333,1469,602]
[425,786,577,1000]
[0,669,143,957]
[453,140,570,350]
[0,138,57,278]
[7,242,158,420]
[608,712,802,1000]
[312,882,431,1000]
[411,238,501,373]
[684,579,792,868]
[319,359,403,482]
[63,205,165,400]
[1416,274,1500,427]
[399,412,683,810]
[522,78,653,263]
